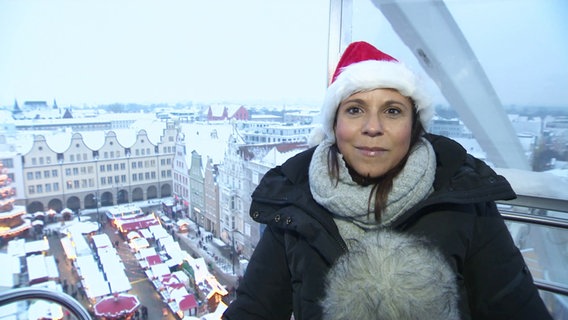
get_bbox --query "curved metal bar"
[534,279,568,297]
[500,211,568,229]
[0,287,92,320]
[499,195,568,214]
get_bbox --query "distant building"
[12,100,61,120]
[207,105,249,121]
[172,122,234,238]
[189,150,205,229]
[20,121,177,214]
[237,121,315,145]
[429,117,473,138]
[218,131,308,259]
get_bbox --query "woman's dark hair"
[327,100,426,222]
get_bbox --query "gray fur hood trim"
[321,229,460,320]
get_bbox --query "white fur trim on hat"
[321,229,460,320]
[309,60,433,146]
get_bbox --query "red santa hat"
[309,41,433,146]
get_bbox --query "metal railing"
[499,196,568,298]
[0,287,92,320]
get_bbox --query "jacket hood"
[426,134,516,202]
[321,229,460,320]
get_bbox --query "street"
[44,210,240,319]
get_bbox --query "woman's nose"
[362,115,383,136]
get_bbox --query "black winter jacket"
[223,134,551,320]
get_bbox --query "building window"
[44,170,50,178]
[53,183,59,191]
[27,172,33,180]
[2,159,13,168]
[28,186,35,194]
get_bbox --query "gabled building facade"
[21,121,177,214]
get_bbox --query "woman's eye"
[385,107,401,115]
[346,106,362,114]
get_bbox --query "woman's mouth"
[357,146,387,157]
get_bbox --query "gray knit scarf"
[309,138,436,245]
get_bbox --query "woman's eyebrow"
[340,98,365,106]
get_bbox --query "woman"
[222,41,551,320]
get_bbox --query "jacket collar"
[250,134,516,231]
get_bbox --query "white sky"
[0,0,566,109]
[0,0,330,107]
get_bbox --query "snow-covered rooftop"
[180,122,234,165]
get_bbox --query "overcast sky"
[0,0,566,109]
[0,0,330,107]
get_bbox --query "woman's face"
[334,88,414,178]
